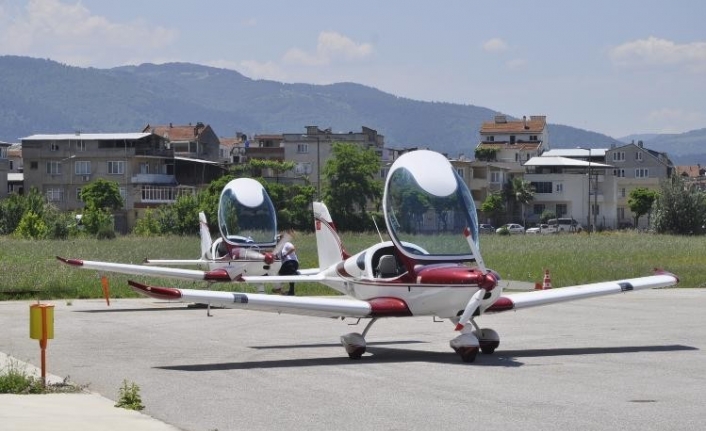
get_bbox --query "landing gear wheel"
[347,347,365,360]
[459,347,479,363]
[475,328,500,355]
[479,341,499,355]
[341,333,366,360]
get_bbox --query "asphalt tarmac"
[1,288,704,431]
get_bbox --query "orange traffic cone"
[542,269,552,290]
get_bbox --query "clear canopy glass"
[218,178,278,247]
[383,151,479,261]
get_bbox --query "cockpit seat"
[377,255,398,278]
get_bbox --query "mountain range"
[1,55,704,166]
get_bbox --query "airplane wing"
[57,256,321,283]
[485,271,678,313]
[57,256,238,282]
[127,280,384,318]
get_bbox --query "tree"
[510,177,534,226]
[627,187,658,227]
[479,192,505,226]
[322,143,383,231]
[652,175,706,235]
[80,179,123,238]
[80,179,124,211]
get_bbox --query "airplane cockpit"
[383,150,480,263]
[217,178,278,255]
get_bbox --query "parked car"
[544,218,583,233]
[479,224,496,233]
[496,223,525,234]
[526,223,549,234]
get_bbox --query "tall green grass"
[0,231,701,301]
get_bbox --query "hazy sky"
[1,0,704,138]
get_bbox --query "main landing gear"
[340,318,378,359]
[339,317,500,362]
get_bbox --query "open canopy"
[383,150,479,261]
[218,178,278,247]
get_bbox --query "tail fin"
[199,212,213,259]
[313,202,348,269]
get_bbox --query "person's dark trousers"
[279,260,299,295]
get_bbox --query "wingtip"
[56,256,82,266]
[454,323,464,331]
[127,280,183,300]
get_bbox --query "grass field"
[0,231,702,301]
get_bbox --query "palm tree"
[511,177,534,227]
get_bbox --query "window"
[636,152,643,161]
[75,140,86,151]
[621,188,626,198]
[139,162,149,174]
[46,161,61,175]
[556,204,567,217]
[635,168,649,178]
[612,152,625,162]
[533,204,545,215]
[617,207,625,220]
[510,135,516,145]
[76,188,83,201]
[108,161,125,175]
[556,183,563,193]
[592,204,600,216]
[50,142,59,151]
[74,161,90,175]
[530,181,552,194]
[119,187,127,203]
[530,135,538,141]
[614,169,625,177]
[294,162,311,175]
[490,171,502,183]
[297,143,309,153]
[46,188,64,202]
[488,136,494,142]
[456,168,464,178]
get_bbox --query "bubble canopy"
[383,150,479,261]
[218,178,278,247]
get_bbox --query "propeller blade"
[464,227,487,274]
[455,288,485,331]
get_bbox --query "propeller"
[455,227,498,331]
[455,288,485,331]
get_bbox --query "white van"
[545,218,583,233]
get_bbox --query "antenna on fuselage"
[371,215,384,243]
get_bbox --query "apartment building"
[142,122,221,162]
[472,115,549,222]
[279,126,385,196]
[21,132,194,232]
[0,141,10,199]
[523,142,674,230]
[608,141,674,228]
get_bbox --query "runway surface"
[1,288,704,431]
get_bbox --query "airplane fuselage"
[316,241,502,319]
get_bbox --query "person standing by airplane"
[274,232,299,295]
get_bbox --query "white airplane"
[126,150,677,362]
[58,177,313,283]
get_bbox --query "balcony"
[131,174,176,184]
